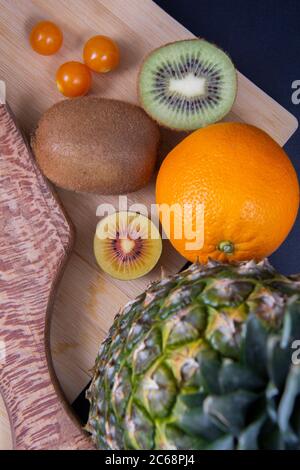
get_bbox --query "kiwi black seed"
[138,39,237,131]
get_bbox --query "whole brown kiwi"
[32,97,160,194]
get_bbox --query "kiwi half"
[138,39,237,131]
[94,211,162,280]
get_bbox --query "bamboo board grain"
[0,0,298,449]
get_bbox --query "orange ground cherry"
[30,20,63,56]
[56,61,92,98]
[83,35,120,73]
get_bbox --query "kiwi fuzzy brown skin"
[138,39,238,132]
[32,97,160,194]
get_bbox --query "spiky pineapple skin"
[86,260,300,450]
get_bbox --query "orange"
[156,122,299,263]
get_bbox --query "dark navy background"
[155,0,300,274]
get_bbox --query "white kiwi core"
[120,238,136,254]
[169,73,207,98]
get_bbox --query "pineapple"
[86,260,300,450]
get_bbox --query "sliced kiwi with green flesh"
[138,39,237,131]
[94,211,162,280]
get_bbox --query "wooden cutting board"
[0,0,298,449]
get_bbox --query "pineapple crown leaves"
[86,260,300,450]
